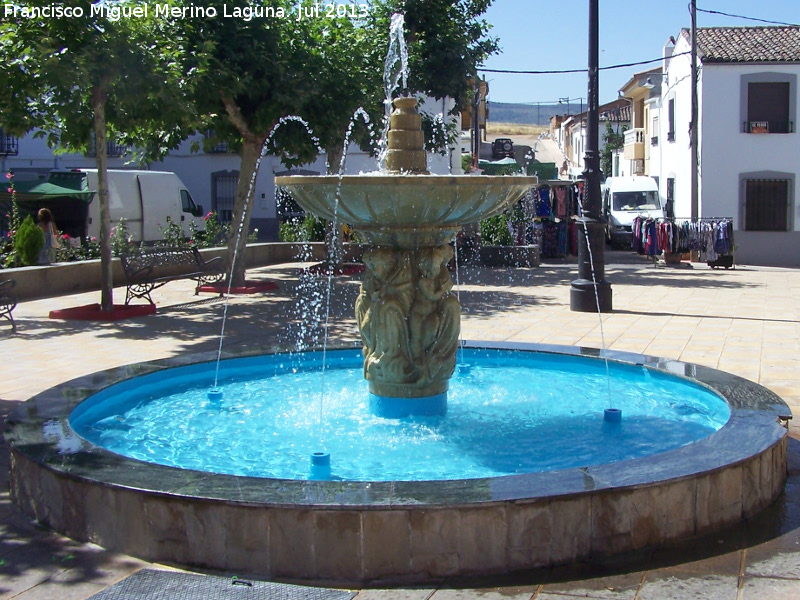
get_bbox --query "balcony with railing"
[623,128,645,160]
[0,130,19,156]
[86,136,130,158]
[204,130,231,154]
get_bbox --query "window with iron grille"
[0,129,19,156]
[204,130,230,154]
[86,134,129,157]
[212,171,238,223]
[744,179,790,231]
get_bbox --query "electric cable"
[696,8,799,27]
[478,51,691,75]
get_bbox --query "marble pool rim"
[5,340,790,509]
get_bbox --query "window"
[740,73,796,134]
[667,99,675,142]
[204,130,230,154]
[212,171,238,223]
[612,191,662,211]
[744,179,790,231]
[86,133,129,158]
[0,129,19,156]
[651,116,659,146]
[180,189,200,216]
[746,82,791,133]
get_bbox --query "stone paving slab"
[1,254,800,599]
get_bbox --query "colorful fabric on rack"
[554,186,568,219]
[536,186,552,217]
[541,220,559,257]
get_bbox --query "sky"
[480,0,800,105]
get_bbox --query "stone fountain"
[276,97,537,416]
[7,99,790,583]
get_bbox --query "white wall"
[3,95,461,242]
[659,36,694,220]
[657,33,800,266]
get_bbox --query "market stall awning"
[478,157,524,175]
[0,179,94,204]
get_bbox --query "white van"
[50,169,206,242]
[601,176,665,247]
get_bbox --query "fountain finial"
[384,97,429,174]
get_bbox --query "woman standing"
[37,208,60,264]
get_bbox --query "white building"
[0,97,460,241]
[655,26,800,267]
[616,67,662,181]
[558,99,631,179]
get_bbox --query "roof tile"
[686,26,800,63]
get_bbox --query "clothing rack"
[631,216,735,269]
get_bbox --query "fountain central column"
[357,98,460,417]
[276,97,536,418]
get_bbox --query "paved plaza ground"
[1,251,799,599]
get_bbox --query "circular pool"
[69,348,730,482]
[6,342,790,584]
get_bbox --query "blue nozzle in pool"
[309,452,331,480]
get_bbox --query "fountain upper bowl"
[275,174,537,248]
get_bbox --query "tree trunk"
[226,138,263,287]
[92,89,113,312]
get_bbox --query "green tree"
[177,0,498,284]
[179,0,330,286]
[601,121,627,178]
[0,1,197,310]
[363,1,499,114]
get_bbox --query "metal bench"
[120,247,225,305]
[0,278,17,332]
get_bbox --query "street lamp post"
[570,0,612,313]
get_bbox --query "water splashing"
[212,116,324,392]
[385,13,408,99]
[575,202,613,407]
[378,13,409,170]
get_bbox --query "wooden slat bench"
[120,247,225,305]
[0,279,17,332]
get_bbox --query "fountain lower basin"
[67,348,730,481]
[6,342,789,584]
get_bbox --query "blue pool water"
[70,349,730,482]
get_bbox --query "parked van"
[601,176,665,247]
[48,169,206,242]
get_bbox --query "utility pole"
[571,0,612,313]
[472,81,481,168]
[690,0,699,223]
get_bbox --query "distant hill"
[487,101,583,126]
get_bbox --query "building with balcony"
[616,67,663,179]
[657,26,800,266]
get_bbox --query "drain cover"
[89,569,357,600]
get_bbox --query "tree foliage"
[601,121,627,178]
[0,0,198,309]
[364,0,499,112]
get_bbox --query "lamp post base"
[571,218,612,313]
[570,278,612,313]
